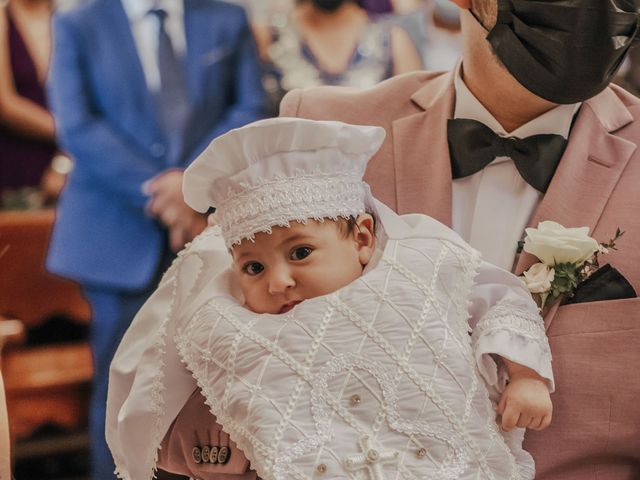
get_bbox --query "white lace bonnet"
[183,117,386,248]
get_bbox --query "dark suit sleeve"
[187,8,266,162]
[47,13,162,208]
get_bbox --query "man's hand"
[144,170,207,252]
[158,389,254,479]
[144,169,185,220]
[498,360,553,432]
[167,212,208,253]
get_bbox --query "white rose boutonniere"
[521,221,624,308]
[522,262,555,294]
[523,221,599,265]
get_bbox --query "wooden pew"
[0,209,93,464]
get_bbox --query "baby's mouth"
[279,301,301,314]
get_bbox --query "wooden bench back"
[0,210,90,327]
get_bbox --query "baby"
[108,118,553,480]
[230,209,552,422]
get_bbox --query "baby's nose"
[268,267,295,294]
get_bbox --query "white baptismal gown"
[106,201,553,480]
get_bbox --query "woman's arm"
[390,25,423,76]
[0,7,55,141]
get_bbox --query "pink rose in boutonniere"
[521,221,624,309]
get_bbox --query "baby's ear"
[354,214,376,266]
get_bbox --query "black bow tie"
[447,118,568,193]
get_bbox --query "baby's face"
[231,216,375,314]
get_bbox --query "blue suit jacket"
[46,0,266,290]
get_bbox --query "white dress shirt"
[121,0,186,92]
[451,62,580,271]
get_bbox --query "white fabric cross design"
[344,435,399,480]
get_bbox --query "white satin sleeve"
[467,260,554,393]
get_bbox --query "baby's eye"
[290,246,313,261]
[242,262,264,276]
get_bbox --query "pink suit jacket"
[158,71,640,479]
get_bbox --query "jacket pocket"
[547,297,640,337]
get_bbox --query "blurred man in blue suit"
[46,1,266,478]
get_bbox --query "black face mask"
[311,0,346,12]
[475,0,640,104]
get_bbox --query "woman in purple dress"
[0,0,63,209]
[262,0,422,114]
[361,0,393,16]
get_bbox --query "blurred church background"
[10,1,640,479]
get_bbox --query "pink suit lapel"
[390,76,636,332]
[392,71,456,225]
[514,87,637,276]
[512,88,637,330]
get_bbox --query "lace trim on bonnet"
[214,167,368,247]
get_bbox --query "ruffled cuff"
[471,303,554,393]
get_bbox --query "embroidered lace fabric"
[214,171,367,247]
[107,202,551,480]
[174,211,549,480]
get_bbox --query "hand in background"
[167,213,207,253]
[40,154,74,204]
[498,362,553,432]
[145,170,207,252]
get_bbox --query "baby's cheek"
[322,263,362,294]
[240,284,264,313]
[244,295,271,314]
